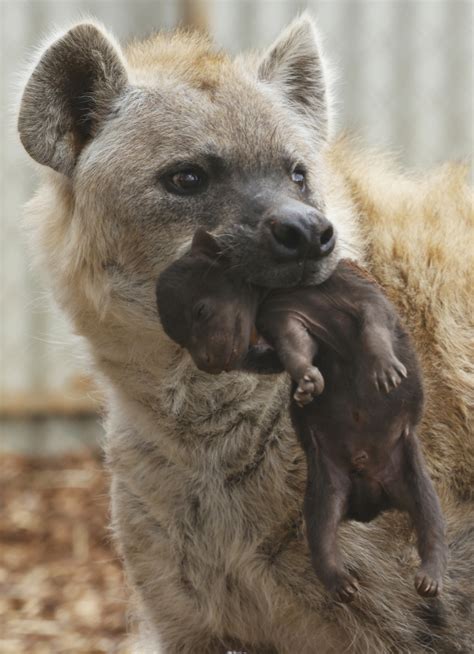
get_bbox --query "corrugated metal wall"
[1,0,472,420]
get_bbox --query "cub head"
[156,229,257,374]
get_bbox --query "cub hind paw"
[328,572,359,603]
[415,570,443,597]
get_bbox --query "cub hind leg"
[293,413,358,603]
[385,428,447,597]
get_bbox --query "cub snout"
[191,335,243,374]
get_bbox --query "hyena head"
[18,14,352,354]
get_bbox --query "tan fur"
[126,30,230,91]
[330,141,474,498]
[20,17,473,654]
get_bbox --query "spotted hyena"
[18,12,473,654]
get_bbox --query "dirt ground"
[0,451,133,654]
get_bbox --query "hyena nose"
[265,203,335,261]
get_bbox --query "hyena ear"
[258,12,332,141]
[18,23,128,176]
[191,229,223,260]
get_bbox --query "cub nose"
[265,202,335,261]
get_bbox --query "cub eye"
[163,166,208,195]
[291,168,306,191]
[193,300,211,321]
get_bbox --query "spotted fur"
[18,13,473,654]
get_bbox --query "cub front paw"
[373,356,407,393]
[294,367,324,406]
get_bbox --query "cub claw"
[329,573,359,603]
[415,570,442,597]
[294,366,324,406]
[373,356,407,394]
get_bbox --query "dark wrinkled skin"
[157,231,448,603]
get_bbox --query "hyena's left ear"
[258,12,333,141]
[18,22,128,176]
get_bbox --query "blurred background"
[0,1,472,652]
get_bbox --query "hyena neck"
[98,336,289,465]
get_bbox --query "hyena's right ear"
[18,23,128,176]
[258,13,333,141]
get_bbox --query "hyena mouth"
[219,224,338,289]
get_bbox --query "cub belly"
[346,473,392,522]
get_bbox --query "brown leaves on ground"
[0,451,132,654]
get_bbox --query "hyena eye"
[163,166,209,196]
[291,167,306,191]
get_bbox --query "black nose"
[265,202,335,261]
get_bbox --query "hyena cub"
[157,228,448,603]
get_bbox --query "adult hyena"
[18,13,473,654]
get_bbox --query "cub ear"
[18,22,128,176]
[190,228,223,260]
[258,12,332,141]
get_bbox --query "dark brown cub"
[157,230,448,603]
